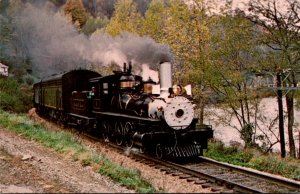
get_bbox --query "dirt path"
[0,127,133,193]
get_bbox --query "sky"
[202,0,249,13]
[207,0,297,13]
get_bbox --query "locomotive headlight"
[164,96,194,130]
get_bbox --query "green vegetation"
[0,77,32,113]
[204,140,300,180]
[99,160,154,193]
[0,110,156,193]
[82,16,109,35]
[64,0,88,28]
[105,0,142,36]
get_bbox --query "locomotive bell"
[159,62,172,96]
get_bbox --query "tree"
[0,1,31,69]
[207,6,261,148]
[105,0,142,36]
[82,16,109,35]
[245,0,300,158]
[0,15,13,62]
[64,0,88,28]
[82,0,115,18]
[140,0,166,42]
[163,0,210,63]
[161,0,212,124]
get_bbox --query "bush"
[98,159,155,193]
[205,139,300,181]
[205,139,254,165]
[0,77,32,113]
[249,155,300,180]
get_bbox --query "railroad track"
[190,157,300,193]
[44,122,300,193]
[106,142,300,193]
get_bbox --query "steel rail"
[97,139,259,193]
[126,149,264,193]
[199,156,300,191]
[107,142,300,193]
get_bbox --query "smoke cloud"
[14,3,172,78]
[140,64,159,82]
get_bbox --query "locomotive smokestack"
[123,63,126,72]
[128,61,132,73]
[123,62,132,74]
[159,61,172,96]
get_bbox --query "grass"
[98,159,154,193]
[204,140,300,180]
[0,110,155,193]
[249,155,300,180]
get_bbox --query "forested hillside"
[0,0,299,158]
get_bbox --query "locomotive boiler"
[33,62,213,159]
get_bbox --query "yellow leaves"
[105,0,142,37]
[140,0,166,41]
[162,0,211,64]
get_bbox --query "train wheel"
[124,122,134,148]
[102,121,111,142]
[115,121,123,146]
[155,144,164,159]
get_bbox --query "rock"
[43,184,54,189]
[22,154,33,161]
[2,185,34,193]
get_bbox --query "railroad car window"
[103,83,108,94]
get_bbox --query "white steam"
[140,64,159,82]
[14,3,172,77]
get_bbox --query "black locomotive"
[33,62,213,158]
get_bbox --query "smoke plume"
[14,2,172,78]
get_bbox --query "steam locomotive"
[33,62,213,158]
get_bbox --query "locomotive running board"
[92,111,160,122]
[68,113,96,120]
